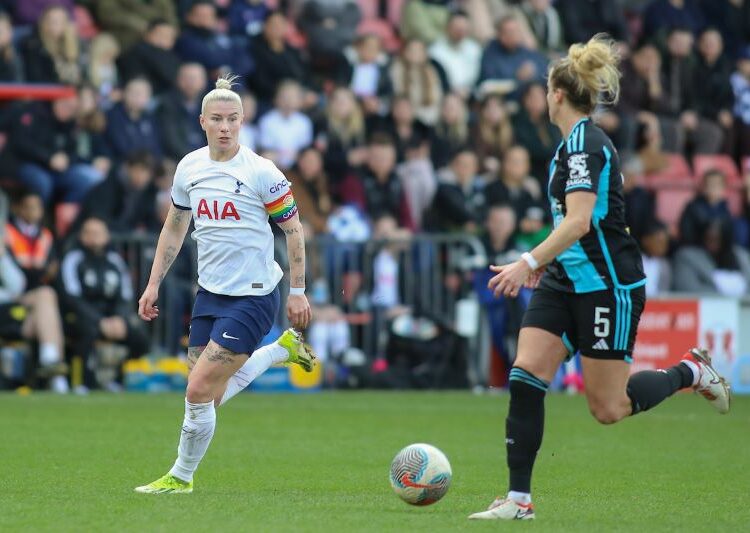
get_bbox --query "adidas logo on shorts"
[592,338,610,350]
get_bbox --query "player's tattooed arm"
[277,214,306,289]
[147,204,191,288]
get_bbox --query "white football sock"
[508,490,532,505]
[39,343,61,366]
[681,359,700,386]
[169,399,216,482]
[218,343,289,406]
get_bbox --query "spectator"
[316,87,367,183]
[732,45,750,156]
[370,214,412,357]
[175,0,253,81]
[157,62,208,161]
[73,151,160,235]
[673,218,750,295]
[13,0,74,26]
[76,85,112,179]
[485,145,546,248]
[250,10,316,106]
[701,0,750,58]
[472,94,514,175]
[430,92,470,169]
[58,217,150,391]
[474,203,524,378]
[287,146,334,235]
[86,33,121,106]
[556,0,629,45]
[95,0,177,50]
[335,34,392,115]
[621,121,660,241]
[427,148,487,232]
[643,0,706,40]
[400,0,451,45]
[478,15,548,98]
[640,220,673,296]
[20,5,80,84]
[519,0,564,54]
[118,19,180,95]
[0,240,68,393]
[693,28,734,149]
[617,42,676,151]
[238,91,258,150]
[429,10,482,98]
[11,95,102,207]
[396,138,437,231]
[0,11,22,82]
[369,95,431,163]
[258,80,313,169]
[679,169,735,246]
[662,26,723,154]
[4,190,57,290]
[389,39,444,127]
[228,0,269,38]
[297,0,361,76]
[512,82,561,186]
[340,134,414,228]
[104,77,162,161]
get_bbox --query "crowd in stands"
[3,0,750,391]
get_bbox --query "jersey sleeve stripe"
[171,197,191,210]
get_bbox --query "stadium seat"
[727,189,744,217]
[692,154,742,188]
[643,153,694,189]
[655,188,695,235]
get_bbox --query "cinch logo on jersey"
[196,198,240,220]
[269,179,290,194]
[264,189,297,223]
[566,153,592,190]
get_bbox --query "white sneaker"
[468,497,535,520]
[73,385,90,396]
[684,348,731,414]
[49,375,69,394]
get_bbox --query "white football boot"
[684,348,731,414]
[468,497,535,520]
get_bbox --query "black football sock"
[506,367,548,494]
[626,363,694,415]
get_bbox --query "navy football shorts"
[188,285,280,354]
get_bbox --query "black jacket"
[19,30,60,83]
[249,35,313,102]
[72,172,160,235]
[58,246,134,323]
[118,40,181,95]
[9,103,78,169]
[156,91,204,160]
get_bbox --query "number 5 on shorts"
[594,307,610,338]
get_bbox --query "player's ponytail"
[548,33,621,114]
[201,73,243,114]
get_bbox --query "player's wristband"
[521,252,539,271]
[289,287,305,296]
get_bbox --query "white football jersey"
[171,145,297,296]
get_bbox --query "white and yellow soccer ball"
[389,443,452,506]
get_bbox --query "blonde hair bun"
[201,73,243,114]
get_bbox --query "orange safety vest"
[4,222,54,270]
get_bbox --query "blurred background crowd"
[2,0,750,394]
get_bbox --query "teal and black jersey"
[540,117,645,294]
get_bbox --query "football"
[389,443,452,506]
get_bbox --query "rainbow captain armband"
[265,190,298,223]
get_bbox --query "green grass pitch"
[1,392,748,532]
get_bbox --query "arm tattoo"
[169,207,189,229]
[157,245,178,284]
[282,226,299,235]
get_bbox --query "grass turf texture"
[1,392,748,532]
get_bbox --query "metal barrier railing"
[110,232,489,385]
